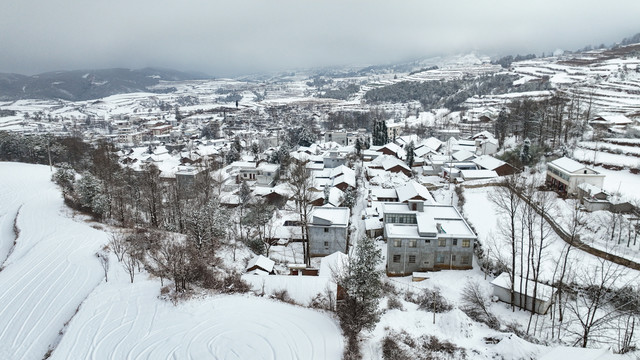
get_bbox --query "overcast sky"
[1,0,639,77]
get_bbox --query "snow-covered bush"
[382,330,467,360]
[417,288,452,313]
[387,296,404,311]
[460,280,500,330]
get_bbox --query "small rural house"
[383,201,477,275]
[546,157,605,195]
[308,206,351,257]
[491,272,555,315]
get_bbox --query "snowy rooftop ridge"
[548,156,589,173]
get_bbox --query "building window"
[461,256,470,265]
[438,239,446,247]
[393,240,402,247]
[462,239,470,248]
[324,241,329,247]
[408,255,416,264]
[408,240,417,248]
[324,228,329,233]
[436,254,445,263]
[393,255,401,263]
[425,239,431,244]
[452,255,456,262]
[452,239,458,246]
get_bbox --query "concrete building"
[383,201,476,275]
[491,272,555,315]
[323,151,346,169]
[546,157,605,195]
[175,166,206,196]
[308,207,350,257]
[256,162,279,186]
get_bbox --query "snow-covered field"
[0,162,343,360]
[0,162,107,359]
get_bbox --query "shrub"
[387,296,404,311]
[417,288,452,313]
[272,289,296,305]
[460,280,500,329]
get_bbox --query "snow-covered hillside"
[0,163,343,360]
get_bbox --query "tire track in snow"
[0,163,107,359]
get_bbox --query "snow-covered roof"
[395,180,434,203]
[379,142,406,159]
[246,255,275,273]
[310,207,350,226]
[451,150,475,162]
[577,182,608,196]
[460,169,498,180]
[333,172,356,189]
[257,163,279,172]
[370,187,398,200]
[364,218,384,231]
[376,156,410,172]
[319,252,348,278]
[327,187,345,207]
[423,137,443,152]
[472,155,505,170]
[472,130,496,140]
[414,146,435,158]
[548,157,589,174]
[329,165,354,179]
[491,272,555,302]
[592,114,632,125]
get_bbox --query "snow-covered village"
[3,3,640,359]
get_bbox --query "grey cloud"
[1,0,639,76]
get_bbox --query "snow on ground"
[0,162,344,360]
[0,162,107,359]
[573,147,640,168]
[462,186,638,285]
[361,269,547,360]
[52,269,343,360]
[593,165,640,201]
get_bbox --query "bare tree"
[288,159,314,266]
[460,280,500,329]
[109,231,128,262]
[122,253,137,283]
[488,175,524,311]
[96,249,110,282]
[552,199,584,337]
[527,188,554,334]
[566,257,630,348]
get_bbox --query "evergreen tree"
[336,237,383,356]
[494,108,508,149]
[405,141,415,169]
[520,138,531,166]
[225,146,240,164]
[341,186,357,209]
[323,185,331,205]
[372,119,389,146]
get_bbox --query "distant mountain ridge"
[0,67,210,101]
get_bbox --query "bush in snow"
[272,289,297,305]
[417,287,452,313]
[382,330,467,360]
[381,280,400,296]
[387,296,404,311]
[381,335,411,360]
[309,290,335,311]
[52,163,75,195]
[460,280,500,330]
